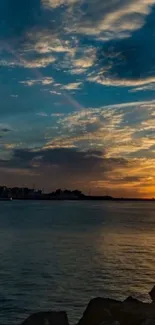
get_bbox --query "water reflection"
[0,201,155,325]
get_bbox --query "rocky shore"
[21,286,155,325]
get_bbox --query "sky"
[0,0,155,197]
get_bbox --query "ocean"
[1,200,155,325]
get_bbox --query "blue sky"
[0,0,155,197]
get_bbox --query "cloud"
[87,11,155,88]
[50,90,61,96]
[42,0,155,38]
[62,82,82,90]
[43,100,155,159]
[10,94,18,98]
[36,112,48,117]
[2,145,155,198]
[0,54,56,69]
[2,99,155,162]
[1,97,155,197]
[22,55,56,68]
[51,113,64,117]
[1,147,128,179]
[69,68,86,75]
[73,58,94,68]
[1,0,155,197]
[36,112,64,117]
[1,0,155,91]
[0,124,12,137]
[30,30,76,55]
[4,144,17,149]
[1,128,10,133]
[88,75,155,87]
[129,83,155,92]
[42,0,79,9]
[20,77,54,86]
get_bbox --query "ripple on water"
[0,200,155,324]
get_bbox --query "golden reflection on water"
[1,201,155,324]
[95,228,155,301]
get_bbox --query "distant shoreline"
[4,196,155,202]
[1,186,154,201]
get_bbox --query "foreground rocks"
[77,297,155,325]
[21,311,69,325]
[21,286,155,325]
[149,286,155,303]
[77,292,155,325]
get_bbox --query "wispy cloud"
[10,94,18,98]
[129,83,155,92]
[62,82,82,90]
[1,0,155,196]
[20,77,54,86]
[1,0,155,91]
[42,0,155,38]
[88,75,155,87]
[44,100,155,160]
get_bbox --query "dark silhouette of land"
[0,185,155,201]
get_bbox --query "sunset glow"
[0,0,155,197]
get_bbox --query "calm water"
[1,200,155,325]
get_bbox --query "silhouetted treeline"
[1,186,155,201]
[0,186,85,200]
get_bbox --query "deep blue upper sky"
[0,0,155,197]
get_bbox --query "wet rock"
[77,298,120,325]
[140,319,155,325]
[77,298,124,325]
[99,321,120,325]
[21,311,69,325]
[124,296,141,303]
[113,307,145,325]
[77,297,155,325]
[149,286,155,303]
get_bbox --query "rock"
[99,321,120,325]
[21,311,69,325]
[113,306,145,325]
[140,319,155,325]
[149,286,155,303]
[77,298,120,325]
[77,297,155,325]
[124,296,141,303]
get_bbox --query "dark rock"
[149,286,155,303]
[21,311,69,325]
[113,306,145,325]
[140,319,155,325]
[99,321,120,325]
[77,298,120,325]
[124,296,141,303]
[77,297,155,325]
